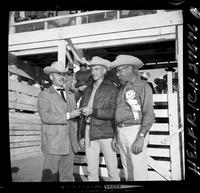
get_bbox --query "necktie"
[56,88,66,102]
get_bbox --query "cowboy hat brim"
[110,55,144,69]
[43,66,68,75]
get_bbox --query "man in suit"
[37,61,81,182]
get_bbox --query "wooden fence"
[9,65,182,180]
[9,65,41,161]
[73,93,182,180]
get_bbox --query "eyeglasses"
[116,65,129,74]
[56,72,66,76]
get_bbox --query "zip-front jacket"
[78,78,119,141]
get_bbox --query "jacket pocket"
[44,125,59,137]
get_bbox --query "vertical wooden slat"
[58,40,66,66]
[76,11,82,25]
[168,93,181,180]
[167,70,173,93]
[176,24,185,179]
[9,11,16,34]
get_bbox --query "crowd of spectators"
[14,11,78,22]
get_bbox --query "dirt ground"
[11,155,109,182]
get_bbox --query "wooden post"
[116,10,120,19]
[58,40,66,67]
[9,11,16,34]
[167,71,173,93]
[168,93,182,180]
[44,21,48,30]
[19,11,25,19]
[176,24,185,179]
[76,11,82,25]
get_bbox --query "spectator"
[154,75,167,94]
[140,72,156,94]
[75,61,93,89]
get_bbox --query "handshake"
[69,106,93,119]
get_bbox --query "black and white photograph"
[4,1,200,191]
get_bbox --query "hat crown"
[51,61,65,71]
[89,56,111,69]
[111,54,144,69]
[43,61,67,74]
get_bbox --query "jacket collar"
[49,85,58,93]
[89,78,112,88]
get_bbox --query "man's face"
[65,74,76,89]
[80,65,87,71]
[50,72,65,87]
[90,65,106,81]
[116,65,130,82]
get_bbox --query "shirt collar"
[52,84,65,90]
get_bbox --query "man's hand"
[111,138,119,153]
[79,57,89,65]
[131,136,144,155]
[82,106,93,116]
[79,85,87,92]
[79,138,85,147]
[69,109,81,119]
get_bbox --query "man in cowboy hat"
[110,55,155,181]
[78,56,120,181]
[37,61,81,182]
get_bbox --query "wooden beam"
[167,71,173,93]
[9,101,38,112]
[9,123,41,130]
[150,123,169,132]
[58,40,66,65]
[9,26,176,52]
[168,93,182,180]
[176,24,185,179]
[147,156,172,180]
[9,112,41,124]
[9,11,182,46]
[9,79,41,97]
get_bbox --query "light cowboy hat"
[43,61,68,75]
[140,72,151,80]
[88,56,111,70]
[110,55,144,69]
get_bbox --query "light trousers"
[117,125,149,181]
[41,144,74,182]
[85,126,120,181]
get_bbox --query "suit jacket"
[37,85,79,155]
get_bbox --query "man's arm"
[139,83,155,136]
[38,91,80,124]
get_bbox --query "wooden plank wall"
[9,65,42,161]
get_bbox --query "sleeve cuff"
[92,108,98,117]
[66,112,70,120]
